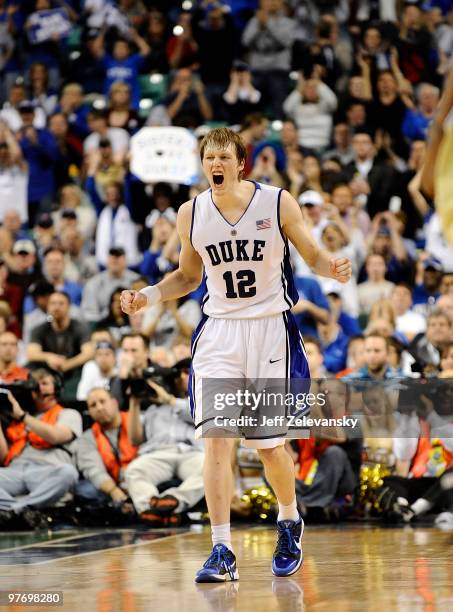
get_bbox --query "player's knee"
[257,445,284,463]
[204,438,234,461]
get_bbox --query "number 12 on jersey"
[222,270,256,298]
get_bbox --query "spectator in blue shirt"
[317,313,349,374]
[55,82,90,140]
[292,276,329,338]
[325,287,362,338]
[18,100,58,225]
[413,256,443,307]
[292,276,330,339]
[402,83,440,141]
[92,29,150,110]
[140,212,176,285]
[362,214,414,285]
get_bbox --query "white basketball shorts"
[188,311,310,449]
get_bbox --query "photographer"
[109,333,150,409]
[0,369,81,529]
[290,379,362,521]
[125,359,204,525]
[74,388,137,520]
[407,309,452,374]
[378,379,453,524]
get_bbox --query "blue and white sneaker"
[272,516,304,577]
[195,544,239,583]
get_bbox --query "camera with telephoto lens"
[397,377,453,418]
[0,377,40,421]
[123,363,180,400]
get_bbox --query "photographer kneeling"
[74,387,137,524]
[377,378,453,525]
[125,359,204,525]
[0,369,81,529]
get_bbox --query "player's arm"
[280,190,352,283]
[420,66,453,199]
[121,201,203,314]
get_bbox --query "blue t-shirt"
[20,128,58,202]
[338,312,362,337]
[24,280,82,314]
[293,276,330,339]
[102,53,145,109]
[412,283,440,306]
[322,330,349,374]
[402,109,430,142]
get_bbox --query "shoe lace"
[275,527,295,557]
[204,547,235,580]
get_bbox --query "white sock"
[410,498,432,516]
[277,498,299,522]
[212,523,232,551]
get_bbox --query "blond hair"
[199,128,247,167]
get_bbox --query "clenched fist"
[330,257,352,284]
[120,290,148,315]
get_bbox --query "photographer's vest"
[411,419,453,478]
[4,404,63,466]
[92,413,138,483]
[297,439,331,485]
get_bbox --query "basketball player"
[121,128,352,582]
[420,65,453,247]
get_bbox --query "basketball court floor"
[1,524,453,611]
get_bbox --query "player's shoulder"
[178,186,212,220]
[254,181,283,195]
[178,198,202,239]
[178,199,194,217]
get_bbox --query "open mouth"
[213,174,224,186]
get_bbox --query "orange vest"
[335,367,354,379]
[297,438,331,483]
[411,419,453,478]
[4,404,63,466]
[92,413,138,483]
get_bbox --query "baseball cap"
[109,246,126,257]
[232,59,250,72]
[36,213,54,229]
[12,239,36,255]
[85,28,100,40]
[29,280,55,298]
[99,138,111,148]
[61,209,78,220]
[423,256,443,272]
[298,190,324,207]
[18,100,35,113]
[95,341,115,352]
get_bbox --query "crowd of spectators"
[0,0,453,531]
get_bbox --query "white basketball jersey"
[190,181,299,319]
